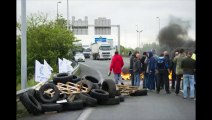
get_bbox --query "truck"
[91,42,112,60]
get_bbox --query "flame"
[121,71,172,81]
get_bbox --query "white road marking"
[77,108,94,120]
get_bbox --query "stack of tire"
[19,73,85,115]
[19,73,146,116]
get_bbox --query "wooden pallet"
[116,84,141,95]
[44,82,89,95]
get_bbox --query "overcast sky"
[17,0,195,49]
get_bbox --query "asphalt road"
[18,57,195,120]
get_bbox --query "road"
[18,57,195,120]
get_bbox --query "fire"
[121,71,172,81]
[169,71,172,81]
[121,72,131,80]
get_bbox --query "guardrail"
[16,61,80,99]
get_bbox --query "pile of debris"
[19,73,147,115]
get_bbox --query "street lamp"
[67,0,69,30]
[137,30,143,53]
[57,1,62,20]
[136,25,138,50]
[156,17,160,31]
[156,17,160,44]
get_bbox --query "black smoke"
[158,16,195,53]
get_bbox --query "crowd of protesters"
[110,48,196,100]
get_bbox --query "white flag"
[63,58,74,73]
[44,60,53,78]
[35,60,49,82]
[58,58,67,73]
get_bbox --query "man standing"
[147,51,157,91]
[110,51,124,85]
[173,49,186,95]
[129,51,139,86]
[141,52,148,88]
[181,51,195,99]
[171,51,179,89]
[133,53,142,86]
[156,53,171,94]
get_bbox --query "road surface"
[18,57,195,120]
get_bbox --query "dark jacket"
[130,55,135,72]
[133,58,142,74]
[147,52,157,73]
[181,57,195,75]
[141,56,147,72]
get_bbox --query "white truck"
[91,42,112,60]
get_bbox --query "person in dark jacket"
[181,51,195,99]
[110,51,124,85]
[146,51,157,91]
[171,51,179,89]
[156,53,171,94]
[141,52,148,88]
[133,53,142,86]
[129,51,139,86]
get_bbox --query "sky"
[16,0,195,49]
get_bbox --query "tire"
[53,74,74,84]
[56,73,69,77]
[90,89,109,101]
[82,75,99,83]
[129,89,147,96]
[27,89,36,97]
[115,90,121,96]
[92,83,100,89]
[72,77,82,83]
[97,97,120,105]
[58,93,67,101]
[62,100,84,111]
[38,83,60,103]
[75,93,97,107]
[101,79,116,98]
[41,103,63,113]
[119,95,125,102]
[19,92,42,115]
[76,80,94,92]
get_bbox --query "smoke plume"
[158,16,195,53]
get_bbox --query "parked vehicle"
[74,53,85,62]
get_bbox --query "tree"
[16,13,76,83]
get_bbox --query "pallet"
[116,84,141,95]
[44,82,89,95]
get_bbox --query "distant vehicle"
[83,48,91,58]
[74,53,85,62]
[91,42,112,60]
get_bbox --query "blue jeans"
[143,73,148,88]
[183,74,195,98]
[114,74,124,84]
[134,73,140,86]
[147,73,155,90]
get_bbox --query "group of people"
[109,48,196,99]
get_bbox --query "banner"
[35,60,49,82]
[63,58,74,73]
[44,60,53,78]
